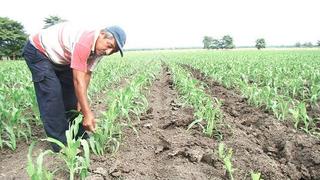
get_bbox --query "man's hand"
[72,69,93,132]
[82,111,96,132]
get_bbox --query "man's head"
[95,26,126,56]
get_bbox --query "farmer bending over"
[22,22,126,152]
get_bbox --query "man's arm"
[73,69,95,132]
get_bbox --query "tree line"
[203,35,236,49]
[294,41,320,48]
[0,16,65,60]
[1,15,320,59]
[203,36,320,50]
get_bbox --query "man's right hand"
[72,69,94,132]
[82,111,96,132]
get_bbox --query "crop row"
[167,50,320,133]
[27,58,162,179]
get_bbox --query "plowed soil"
[181,64,320,179]
[87,65,320,180]
[88,66,224,179]
[1,65,320,180]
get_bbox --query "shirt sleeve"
[70,31,95,72]
[70,43,91,72]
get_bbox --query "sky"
[1,0,319,49]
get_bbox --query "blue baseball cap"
[106,26,126,57]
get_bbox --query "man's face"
[95,32,118,56]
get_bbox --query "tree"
[209,39,220,49]
[255,38,266,50]
[218,40,225,49]
[203,35,235,50]
[203,36,213,49]
[221,35,235,49]
[317,40,320,47]
[295,42,301,48]
[0,17,28,60]
[43,15,66,29]
[302,42,313,48]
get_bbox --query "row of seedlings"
[186,58,319,133]
[168,62,223,137]
[0,61,40,150]
[89,60,162,155]
[27,60,162,179]
[26,58,149,179]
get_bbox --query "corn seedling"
[46,115,90,180]
[251,171,263,180]
[169,63,222,137]
[3,123,16,150]
[218,143,235,180]
[289,102,312,132]
[90,62,161,155]
[27,142,55,180]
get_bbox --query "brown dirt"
[87,66,225,180]
[0,76,131,180]
[0,65,138,180]
[91,77,130,117]
[2,65,320,180]
[181,64,320,180]
[0,124,60,179]
[307,100,320,129]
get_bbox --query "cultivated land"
[0,49,320,180]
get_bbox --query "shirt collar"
[91,30,100,52]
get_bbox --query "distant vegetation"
[203,36,320,50]
[255,38,266,50]
[0,17,28,60]
[294,41,320,48]
[0,16,66,60]
[203,35,235,49]
[0,15,319,60]
[43,15,66,29]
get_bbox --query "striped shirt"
[29,22,103,72]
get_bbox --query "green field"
[1,49,320,179]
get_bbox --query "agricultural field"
[1,49,320,180]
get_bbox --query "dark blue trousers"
[22,41,87,152]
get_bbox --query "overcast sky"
[1,0,319,49]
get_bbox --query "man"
[22,22,126,152]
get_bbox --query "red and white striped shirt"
[29,22,103,72]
